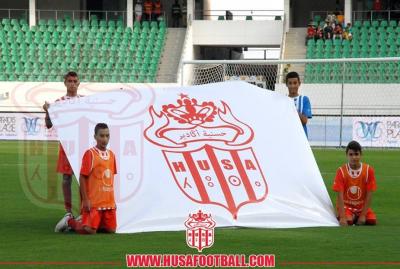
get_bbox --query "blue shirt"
[291,95,312,137]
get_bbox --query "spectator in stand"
[324,22,334,40]
[333,23,343,39]
[322,19,330,32]
[306,22,316,44]
[336,11,345,27]
[171,0,182,28]
[373,0,382,11]
[335,0,341,12]
[135,0,143,22]
[343,22,353,40]
[315,26,324,40]
[326,14,337,29]
[366,0,374,19]
[143,0,153,21]
[153,0,162,21]
[373,0,382,19]
[366,0,373,11]
[181,0,187,27]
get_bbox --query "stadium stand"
[0,16,166,82]
[305,19,400,83]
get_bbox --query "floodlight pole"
[180,65,184,86]
[127,0,133,28]
[29,0,36,27]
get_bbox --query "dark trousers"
[152,13,161,21]
[143,13,152,21]
[172,15,180,27]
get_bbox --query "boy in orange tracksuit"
[332,140,377,226]
[55,123,117,234]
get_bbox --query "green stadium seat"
[82,19,90,27]
[362,21,371,28]
[353,21,362,28]
[73,20,81,28]
[12,23,21,31]
[368,27,378,35]
[99,20,107,27]
[325,39,333,46]
[55,19,64,28]
[150,21,158,29]
[142,21,149,29]
[159,20,166,29]
[307,39,316,48]
[47,19,55,27]
[332,39,342,46]
[111,75,121,83]
[352,26,360,35]
[388,32,396,40]
[116,20,124,27]
[19,19,27,26]
[350,50,360,58]
[389,44,397,53]
[0,17,165,82]
[90,14,98,22]
[108,20,117,29]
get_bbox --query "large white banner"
[49,81,338,233]
[353,117,400,147]
[0,82,177,112]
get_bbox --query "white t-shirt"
[135,4,143,16]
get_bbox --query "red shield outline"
[186,227,214,252]
[163,144,268,219]
[185,210,216,252]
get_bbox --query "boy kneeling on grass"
[332,140,377,226]
[55,123,117,234]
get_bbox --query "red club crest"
[144,94,268,218]
[185,210,216,252]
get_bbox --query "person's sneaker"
[54,212,73,232]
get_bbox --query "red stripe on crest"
[198,228,202,250]
[204,145,237,218]
[182,152,210,203]
[230,150,257,201]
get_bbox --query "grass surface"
[0,141,399,268]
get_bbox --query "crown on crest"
[185,210,216,229]
[162,94,217,125]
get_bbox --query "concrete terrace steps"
[156,28,186,83]
[282,27,308,78]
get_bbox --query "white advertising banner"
[48,81,338,233]
[353,117,400,147]
[275,83,400,115]
[0,112,57,140]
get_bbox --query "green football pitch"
[0,141,399,269]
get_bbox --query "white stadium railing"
[182,58,400,147]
